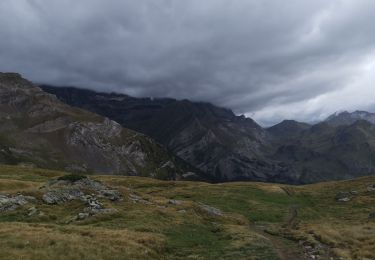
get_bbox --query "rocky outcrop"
[0,73,191,180]
[42,176,122,221]
[41,85,297,183]
[367,184,375,192]
[325,111,375,127]
[0,194,36,212]
[198,203,223,216]
[38,84,375,184]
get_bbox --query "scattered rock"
[42,188,84,204]
[128,194,152,205]
[300,240,322,259]
[178,210,187,214]
[99,189,122,201]
[46,177,107,191]
[27,206,38,216]
[42,176,121,221]
[367,184,375,192]
[335,192,352,202]
[0,194,36,212]
[198,203,223,216]
[77,212,89,220]
[168,199,182,205]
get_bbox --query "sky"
[1,0,375,126]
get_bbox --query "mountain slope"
[0,73,190,179]
[325,110,375,126]
[41,86,298,183]
[42,85,375,184]
[270,121,375,183]
[267,120,311,142]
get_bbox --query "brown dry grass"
[0,179,40,193]
[0,222,166,260]
[300,222,375,260]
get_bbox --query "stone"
[169,199,182,205]
[367,184,375,192]
[42,188,84,204]
[28,206,38,216]
[335,192,351,202]
[99,189,122,201]
[369,212,375,219]
[128,194,152,205]
[0,194,36,212]
[77,212,89,220]
[198,203,223,216]
[40,177,120,220]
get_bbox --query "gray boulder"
[335,192,352,202]
[0,194,36,212]
[367,184,375,192]
[99,189,122,201]
[42,188,84,204]
[198,203,223,216]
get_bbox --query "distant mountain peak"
[325,110,375,126]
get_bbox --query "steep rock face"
[41,86,299,183]
[269,121,375,183]
[42,86,375,184]
[0,73,188,179]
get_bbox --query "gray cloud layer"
[1,0,375,125]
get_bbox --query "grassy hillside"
[0,164,374,259]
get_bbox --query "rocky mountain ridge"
[325,110,375,126]
[41,85,375,184]
[41,85,300,183]
[0,73,191,180]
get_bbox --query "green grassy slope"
[0,165,374,259]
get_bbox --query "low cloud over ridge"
[1,0,375,125]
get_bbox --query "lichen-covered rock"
[128,194,152,205]
[99,189,122,201]
[169,199,182,205]
[27,206,38,216]
[42,188,84,204]
[335,192,352,202]
[42,177,121,220]
[0,194,36,212]
[367,184,375,192]
[0,72,187,180]
[198,203,223,216]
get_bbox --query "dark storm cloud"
[1,0,375,125]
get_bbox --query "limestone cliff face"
[41,85,299,183]
[0,73,188,179]
[43,85,375,184]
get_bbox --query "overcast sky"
[1,0,375,126]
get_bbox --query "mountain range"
[0,73,195,180]
[40,84,375,184]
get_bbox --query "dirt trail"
[252,225,307,260]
